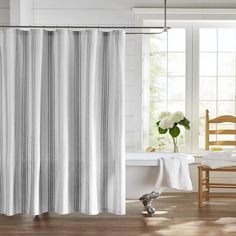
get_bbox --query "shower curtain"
[0,29,125,216]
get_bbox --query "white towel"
[202,151,236,169]
[155,154,194,191]
[231,153,236,158]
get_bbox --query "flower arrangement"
[156,111,190,152]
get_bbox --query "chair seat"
[200,165,236,171]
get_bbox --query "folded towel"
[231,153,236,158]
[205,151,236,158]
[202,151,236,168]
[155,154,194,191]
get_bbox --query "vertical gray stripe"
[101,32,109,210]
[31,31,36,213]
[14,31,22,213]
[4,32,9,212]
[21,31,29,213]
[73,31,81,211]
[48,31,55,212]
[40,30,50,213]
[85,32,91,212]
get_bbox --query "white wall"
[0,0,10,25]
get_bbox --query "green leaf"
[169,126,180,137]
[179,117,190,130]
[158,127,167,134]
[156,121,161,127]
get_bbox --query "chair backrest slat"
[209,116,236,124]
[209,141,236,146]
[209,130,236,135]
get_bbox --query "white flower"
[159,117,174,129]
[158,111,172,120]
[171,111,184,123]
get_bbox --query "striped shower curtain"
[0,29,125,215]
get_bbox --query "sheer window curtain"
[0,29,125,216]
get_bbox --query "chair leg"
[198,166,203,208]
[206,169,210,201]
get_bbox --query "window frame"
[142,21,236,153]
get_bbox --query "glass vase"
[172,137,178,153]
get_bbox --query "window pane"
[218,101,235,115]
[150,76,167,100]
[199,27,236,150]
[218,77,235,100]
[168,76,185,100]
[150,33,167,52]
[148,28,186,151]
[150,52,167,76]
[216,123,236,143]
[200,53,217,76]
[200,28,217,52]
[149,101,166,127]
[217,135,235,141]
[218,28,236,52]
[217,123,235,130]
[199,135,205,149]
[149,101,167,148]
[218,53,235,76]
[152,132,172,151]
[199,101,217,118]
[168,53,185,76]
[168,28,185,52]
[168,101,185,112]
[199,77,217,100]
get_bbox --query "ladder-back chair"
[198,109,236,208]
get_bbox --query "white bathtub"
[125,152,199,199]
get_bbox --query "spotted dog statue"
[139,191,159,216]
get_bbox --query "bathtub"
[125,152,199,199]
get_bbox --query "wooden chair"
[198,109,236,208]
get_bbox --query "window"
[144,23,236,152]
[199,28,236,148]
[147,28,186,151]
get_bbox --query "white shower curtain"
[0,29,125,216]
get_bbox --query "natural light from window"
[148,28,186,151]
[199,28,236,149]
[147,25,236,152]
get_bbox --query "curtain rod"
[0,0,169,35]
[0,25,170,35]
[0,25,169,29]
